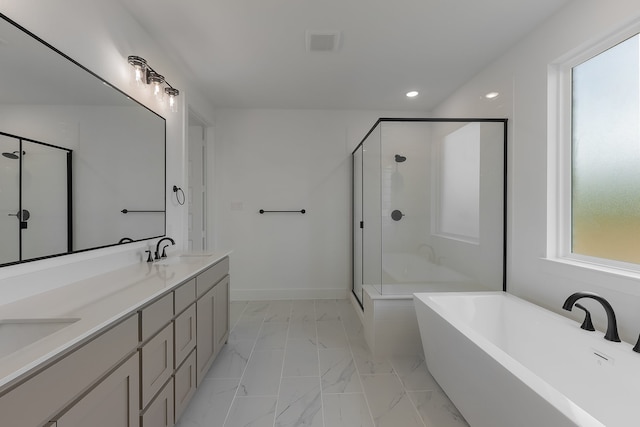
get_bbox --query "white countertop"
[0,250,231,394]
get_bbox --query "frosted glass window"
[572,33,640,263]
[438,123,480,240]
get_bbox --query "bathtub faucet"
[562,292,620,342]
[418,244,436,263]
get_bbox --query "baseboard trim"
[230,288,348,301]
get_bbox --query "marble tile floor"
[176,299,468,427]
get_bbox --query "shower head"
[2,151,24,160]
[395,154,407,163]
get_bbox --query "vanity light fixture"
[406,91,419,98]
[485,91,499,99]
[127,55,180,112]
[165,87,179,113]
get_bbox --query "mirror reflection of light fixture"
[127,55,180,112]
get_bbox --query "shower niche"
[352,118,507,307]
[0,132,72,265]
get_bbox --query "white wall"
[213,109,426,300]
[0,0,215,303]
[432,0,640,343]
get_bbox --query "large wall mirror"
[0,14,166,267]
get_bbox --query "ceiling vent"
[306,30,341,52]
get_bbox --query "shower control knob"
[391,209,405,221]
[8,209,30,221]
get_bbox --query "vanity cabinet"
[140,256,229,423]
[0,315,138,427]
[0,255,229,427]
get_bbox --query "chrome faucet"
[562,291,620,342]
[155,237,175,260]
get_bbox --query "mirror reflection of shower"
[0,133,71,265]
[2,150,25,159]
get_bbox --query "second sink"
[0,318,80,359]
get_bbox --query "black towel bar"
[121,209,165,214]
[259,209,306,214]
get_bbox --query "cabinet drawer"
[140,293,173,342]
[55,354,139,427]
[0,315,137,427]
[196,257,229,297]
[141,323,174,409]
[174,278,196,315]
[174,350,196,422]
[141,377,174,427]
[174,304,196,367]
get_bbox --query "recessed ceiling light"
[406,91,419,98]
[485,92,499,99]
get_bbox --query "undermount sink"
[0,318,80,359]
[177,252,215,258]
[154,252,214,265]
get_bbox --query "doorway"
[187,110,209,251]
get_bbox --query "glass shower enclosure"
[352,118,507,307]
[0,131,72,265]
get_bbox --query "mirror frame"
[0,13,166,268]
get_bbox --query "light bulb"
[127,56,147,88]
[148,71,165,101]
[165,87,179,113]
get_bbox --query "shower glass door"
[379,120,506,295]
[22,142,71,259]
[353,145,364,304]
[353,125,383,302]
[352,118,507,307]
[0,134,21,264]
[0,132,72,265]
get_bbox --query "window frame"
[548,21,640,280]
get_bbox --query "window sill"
[539,256,640,296]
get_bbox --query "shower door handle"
[8,209,30,221]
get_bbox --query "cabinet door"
[174,350,197,422]
[55,354,139,427]
[141,378,174,427]
[196,284,215,385]
[0,316,138,427]
[141,323,174,409]
[213,276,230,358]
[174,304,196,368]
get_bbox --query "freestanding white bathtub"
[414,291,640,427]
